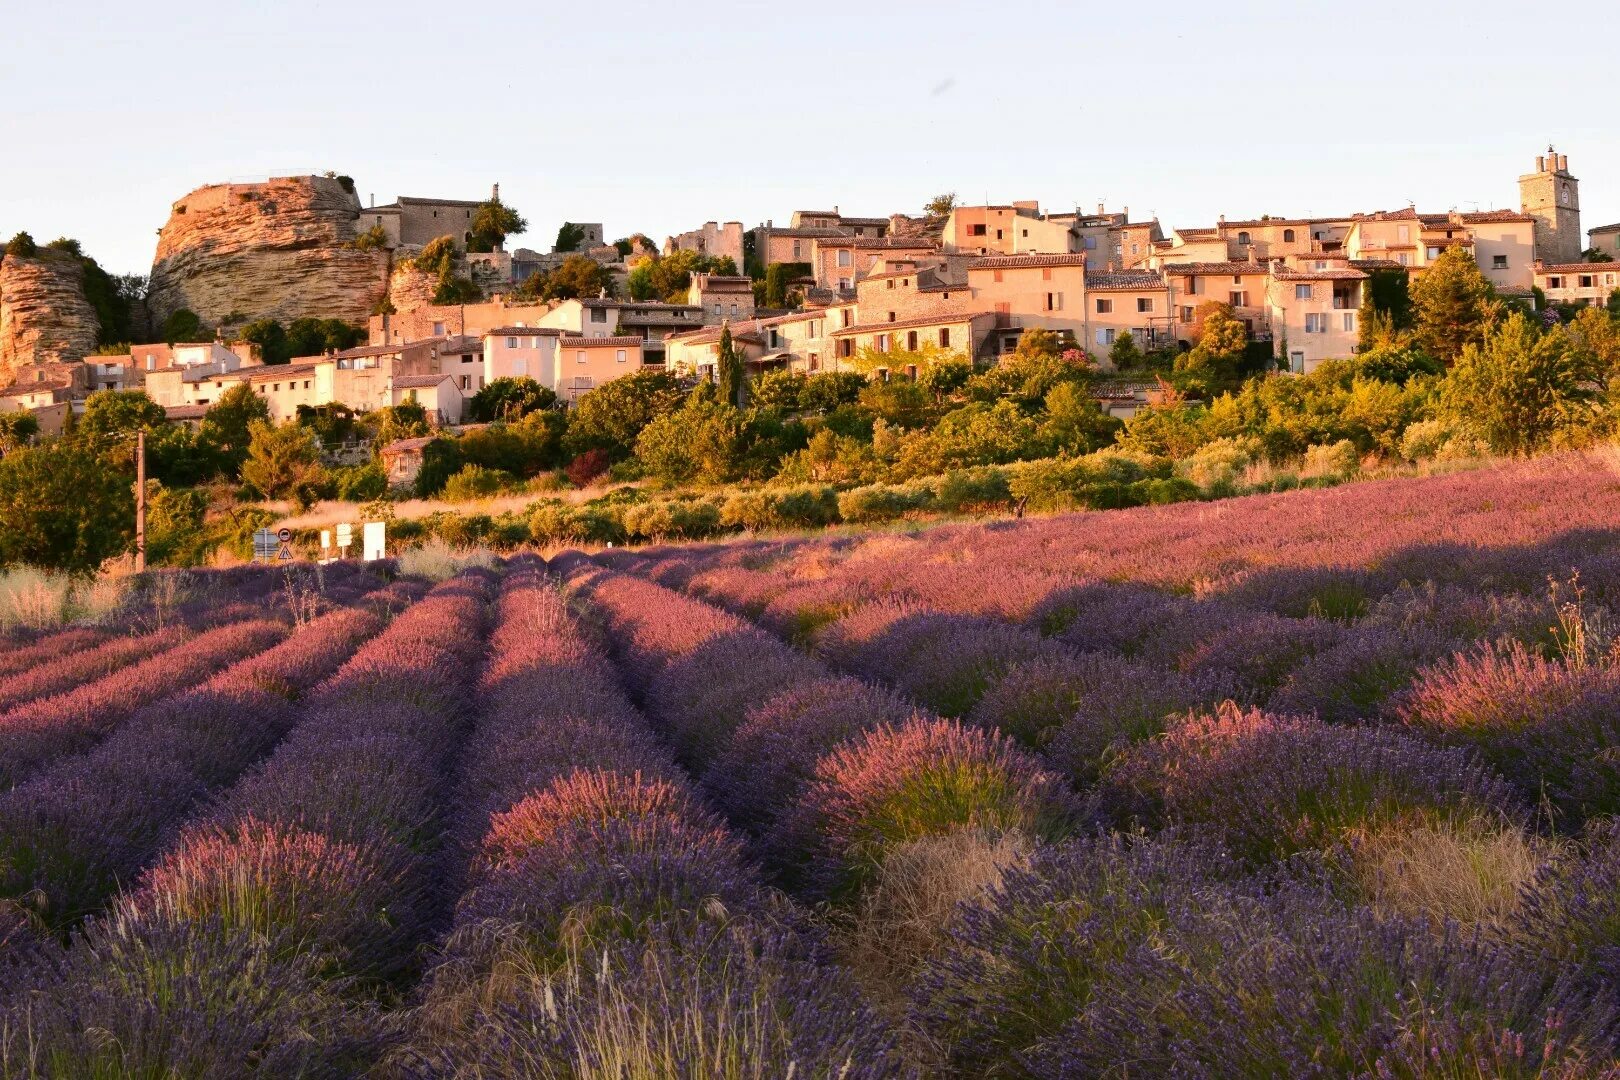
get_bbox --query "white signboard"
[336,522,353,550]
[362,521,386,562]
[252,528,278,563]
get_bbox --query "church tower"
[1520,146,1582,265]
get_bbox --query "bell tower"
[1520,146,1582,265]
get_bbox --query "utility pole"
[134,430,146,572]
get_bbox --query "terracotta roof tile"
[1160,262,1271,275]
[972,253,1089,270]
[829,310,992,337]
[1536,263,1620,275]
[559,336,646,347]
[392,374,454,389]
[1085,271,1168,291]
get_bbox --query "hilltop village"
[1,146,1614,439]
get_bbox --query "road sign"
[277,527,292,543]
[252,528,278,563]
[362,521,386,562]
[277,543,295,561]
[320,530,332,550]
[336,522,353,550]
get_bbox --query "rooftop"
[392,374,454,389]
[1085,271,1168,291]
[971,253,1089,270]
[558,336,646,347]
[830,310,992,337]
[485,326,566,337]
[1160,261,1271,275]
[1537,263,1620,275]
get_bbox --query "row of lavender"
[0,570,487,1074]
[577,551,1620,1074]
[383,557,903,1075]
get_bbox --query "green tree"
[78,390,211,486]
[752,370,806,412]
[627,250,734,303]
[469,198,526,253]
[635,399,748,485]
[562,369,686,460]
[516,254,615,301]
[920,357,973,401]
[240,421,328,508]
[414,437,462,497]
[1040,381,1123,455]
[800,372,867,413]
[1360,267,1414,338]
[890,400,1049,478]
[1108,331,1144,370]
[0,440,133,571]
[459,411,566,475]
[1440,311,1600,454]
[0,412,39,450]
[79,389,167,440]
[285,318,363,360]
[5,232,38,257]
[240,319,291,365]
[924,193,957,218]
[554,222,586,252]
[763,263,791,308]
[717,325,745,407]
[1174,302,1248,395]
[352,224,389,250]
[161,309,206,344]
[469,376,557,423]
[198,382,271,474]
[1410,244,1497,364]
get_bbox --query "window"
[837,250,851,267]
[729,304,739,316]
[792,241,802,259]
[272,384,280,392]
[1343,312,1355,332]
[1294,284,1313,300]
[1184,276,1200,295]
[808,353,820,371]
[1042,267,1052,281]
[1096,328,1116,345]
[970,224,987,237]
[995,229,1003,240]
[616,349,627,363]
[433,322,445,336]
[506,336,518,349]
[1580,275,1595,289]
[887,312,896,322]
[875,334,889,353]
[838,339,853,358]
[1290,350,1306,374]
[577,351,587,364]
[1237,231,1251,245]
[838,277,851,290]
[1096,298,1113,314]
[461,354,474,363]
[1022,229,1028,238]
[461,374,471,390]
[1396,225,1410,243]
[1083,236,1097,250]
[1548,276,1563,289]
[1046,292,1064,311]
[906,331,918,351]
[938,328,951,348]
[1607,274,1617,286]
[1492,255,1508,269]
[1427,247,1441,260]
[1131,244,1140,255]
[1180,306,1195,322]
[841,310,852,328]
[1136,298,1152,313]
[1305,313,1327,334]
[590,308,608,323]
[1232,275,1242,285]
[1230,291,1247,307]
[993,269,1004,282]
[1283,229,1296,243]
[886,279,894,290]
[713,303,723,315]
[1397,252,1410,266]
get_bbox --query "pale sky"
[6,0,1619,276]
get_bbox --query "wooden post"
[134,430,146,572]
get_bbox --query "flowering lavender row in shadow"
[389,556,905,1077]
[0,569,492,1076]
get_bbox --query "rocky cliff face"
[386,260,439,313]
[0,251,101,381]
[147,175,388,329]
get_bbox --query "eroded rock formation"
[147,175,387,329]
[0,251,101,381]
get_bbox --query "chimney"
[492,182,500,201]
[370,193,375,207]
[1559,154,1569,172]
[1097,202,1105,215]
[1536,155,1545,173]
[1123,206,1129,221]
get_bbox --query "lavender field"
[3,451,1620,1076]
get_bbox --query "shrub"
[1301,438,1362,480]
[933,467,1011,513]
[1102,703,1524,865]
[1176,436,1260,494]
[719,486,839,532]
[836,481,934,523]
[439,463,515,502]
[766,718,1074,900]
[563,447,612,487]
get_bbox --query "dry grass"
[1349,813,1556,933]
[839,828,1030,999]
[395,539,500,582]
[269,481,646,532]
[0,564,134,631]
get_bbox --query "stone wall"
[0,251,101,381]
[147,175,388,329]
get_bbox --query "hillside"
[0,249,100,379]
[146,174,388,329]
[2,455,1620,1072]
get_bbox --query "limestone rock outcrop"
[147,175,387,329]
[0,251,101,382]
[386,259,440,313]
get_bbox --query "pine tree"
[717,323,745,407]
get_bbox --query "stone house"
[391,373,465,425]
[357,189,495,251]
[553,337,646,403]
[1267,259,1366,374]
[812,237,942,292]
[1080,270,1175,356]
[1159,261,1275,342]
[687,274,756,324]
[483,326,566,388]
[829,311,1002,369]
[1588,223,1620,261]
[664,221,745,269]
[379,435,434,487]
[1536,262,1620,307]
